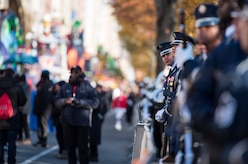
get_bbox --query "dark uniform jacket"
[187,41,248,144]
[163,66,181,133]
[55,80,99,127]
[0,76,27,130]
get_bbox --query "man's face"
[96,86,103,93]
[196,25,220,45]
[161,50,175,66]
[69,70,82,83]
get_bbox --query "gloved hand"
[175,43,194,68]
[72,98,80,106]
[155,109,166,123]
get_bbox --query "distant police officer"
[155,32,195,163]
[152,42,173,161]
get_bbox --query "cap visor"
[195,17,220,28]
[160,48,172,57]
[170,40,183,45]
[196,21,219,28]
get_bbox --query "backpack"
[0,92,14,120]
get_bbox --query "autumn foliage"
[112,0,217,77]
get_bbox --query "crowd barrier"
[131,121,156,163]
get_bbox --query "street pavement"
[10,110,137,164]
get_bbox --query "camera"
[72,98,80,106]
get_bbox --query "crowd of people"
[0,64,140,164]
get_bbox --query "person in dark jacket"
[33,70,54,147]
[55,65,99,164]
[51,80,67,159]
[126,91,136,125]
[0,68,27,164]
[89,83,108,162]
[17,74,32,145]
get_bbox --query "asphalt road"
[7,110,137,164]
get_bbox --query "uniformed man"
[174,3,221,75]
[176,0,248,163]
[171,3,224,164]
[155,42,174,89]
[152,41,173,161]
[174,3,223,92]
[195,3,222,53]
[155,32,195,163]
[171,31,196,69]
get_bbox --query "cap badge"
[198,4,207,14]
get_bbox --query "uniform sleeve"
[181,59,200,79]
[186,51,217,134]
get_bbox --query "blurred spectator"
[33,70,54,148]
[126,91,136,125]
[89,83,109,162]
[0,68,27,163]
[55,65,99,164]
[17,74,32,145]
[111,88,127,131]
[51,80,67,159]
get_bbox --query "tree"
[112,0,218,77]
[111,0,157,77]
[155,0,176,74]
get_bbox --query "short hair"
[4,68,15,77]
[41,70,50,79]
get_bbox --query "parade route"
[13,110,136,164]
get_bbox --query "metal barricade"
[131,103,156,163]
[131,121,155,163]
[132,122,147,160]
